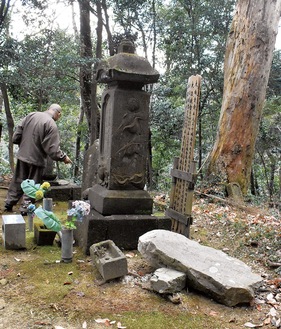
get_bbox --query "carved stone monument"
[76,40,171,252]
[89,40,158,215]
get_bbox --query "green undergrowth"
[1,250,231,328]
[19,257,83,303]
[2,245,88,300]
[1,234,234,329]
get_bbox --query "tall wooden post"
[166,75,201,237]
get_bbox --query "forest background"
[0,0,280,208]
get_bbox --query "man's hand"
[64,155,72,164]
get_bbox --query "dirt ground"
[0,181,280,329]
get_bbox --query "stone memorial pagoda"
[76,40,171,253]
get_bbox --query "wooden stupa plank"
[169,75,201,236]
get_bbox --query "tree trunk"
[1,83,14,171]
[89,0,103,145]
[207,0,281,195]
[79,0,93,140]
[268,161,276,201]
[101,0,114,56]
[0,0,10,29]
[71,0,79,37]
[250,168,256,196]
[0,87,3,142]
[278,167,281,205]
[74,106,84,179]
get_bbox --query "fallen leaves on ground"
[194,197,281,328]
[94,318,126,327]
[244,322,263,328]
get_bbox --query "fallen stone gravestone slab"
[138,229,262,306]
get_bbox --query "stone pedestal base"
[75,209,171,253]
[88,184,153,215]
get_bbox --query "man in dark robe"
[4,103,72,214]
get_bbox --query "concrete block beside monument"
[90,240,128,281]
[2,214,26,250]
[138,229,262,306]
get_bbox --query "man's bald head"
[47,104,62,121]
[48,104,62,113]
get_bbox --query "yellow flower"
[35,190,44,200]
[40,182,51,191]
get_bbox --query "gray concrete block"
[2,215,26,250]
[150,268,186,294]
[90,240,128,281]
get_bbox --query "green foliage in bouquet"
[34,206,62,232]
[21,179,50,200]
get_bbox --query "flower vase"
[43,198,53,211]
[28,213,34,232]
[61,229,73,263]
